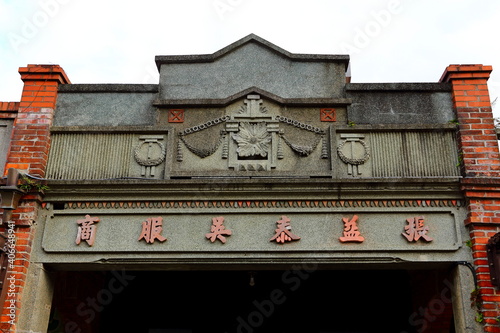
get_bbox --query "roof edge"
[155,34,349,70]
[346,82,452,92]
[58,84,159,93]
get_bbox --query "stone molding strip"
[153,87,352,107]
[346,82,452,92]
[58,84,159,93]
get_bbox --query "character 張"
[402,216,433,242]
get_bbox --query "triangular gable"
[155,34,349,67]
[155,34,349,101]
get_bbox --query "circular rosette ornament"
[232,122,271,158]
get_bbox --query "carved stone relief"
[134,135,166,177]
[176,116,230,161]
[276,115,328,158]
[232,122,271,158]
[175,95,328,172]
[337,134,370,177]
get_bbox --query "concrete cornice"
[346,82,452,92]
[43,177,462,202]
[153,86,351,107]
[58,84,159,93]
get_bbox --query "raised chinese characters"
[339,215,364,243]
[76,215,100,246]
[138,217,167,244]
[402,216,433,242]
[206,216,232,243]
[270,215,300,244]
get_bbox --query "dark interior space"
[48,268,454,333]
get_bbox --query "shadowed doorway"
[48,269,454,333]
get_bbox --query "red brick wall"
[441,64,500,331]
[0,64,69,332]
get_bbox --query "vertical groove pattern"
[47,133,135,179]
[370,131,460,177]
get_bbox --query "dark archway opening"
[48,269,454,333]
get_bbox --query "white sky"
[1,0,499,116]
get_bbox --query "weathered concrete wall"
[54,84,158,126]
[346,83,455,125]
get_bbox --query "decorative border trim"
[62,199,464,210]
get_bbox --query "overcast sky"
[1,0,499,116]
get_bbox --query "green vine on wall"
[18,174,49,192]
[463,241,485,324]
[470,288,484,323]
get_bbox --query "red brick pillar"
[440,64,500,331]
[0,64,70,331]
[4,64,71,177]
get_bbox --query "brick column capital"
[18,64,71,85]
[4,64,71,177]
[439,64,498,179]
[439,64,492,83]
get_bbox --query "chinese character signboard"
[62,211,446,253]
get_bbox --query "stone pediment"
[155,34,349,101]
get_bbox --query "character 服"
[138,217,167,244]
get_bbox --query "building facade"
[0,35,499,332]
